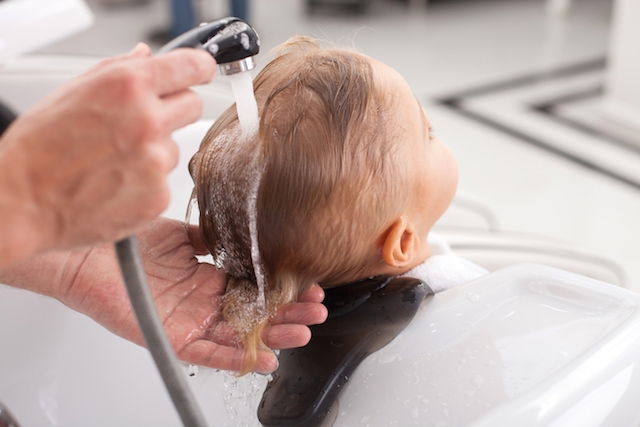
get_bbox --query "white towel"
[402,233,488,293]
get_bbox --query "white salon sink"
[2,264,640,426]
[335,264,640,427]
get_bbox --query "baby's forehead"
[362,56,425,129]
[366,56,411,93]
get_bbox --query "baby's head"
[190,36,457,371]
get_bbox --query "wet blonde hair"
[189,36,408,373]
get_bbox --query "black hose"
[115,237,208,427]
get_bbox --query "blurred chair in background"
[306,0,372,15]
[172,0,250,37]
[169,0,196,38]
[546,0,573,17]
[230,0,249,22]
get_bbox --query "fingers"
[190,284,327,373]
[145,49,216,96]
[92,43,152,71]
[262,324,312,350]
[255,350,280,374]
[159,138,180,172]
[184,324,310,372]
[128,43,152,58]
[270,302,327,326]
[298,284,325,303]
[206,316,319,351]
[179,339,278,374]
[143,138,180,173]
[160,89,203,131]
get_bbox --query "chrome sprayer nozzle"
[217,56,255,76]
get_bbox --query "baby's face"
[369,57,459,264]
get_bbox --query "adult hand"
[0,44,216,267]
[54,218,327,373]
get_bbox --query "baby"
[189,36,461,373]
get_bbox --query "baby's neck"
[353,243,433,284]
[320,240,434,290]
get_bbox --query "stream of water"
[228,71,259,138]
[228,70,266,309]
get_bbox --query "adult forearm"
[0,247,76,299]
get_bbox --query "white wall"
[602,0,640,132]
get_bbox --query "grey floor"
[40,0,640,289]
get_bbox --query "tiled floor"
[39,0,640,288]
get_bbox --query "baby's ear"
[381,216,418,269]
